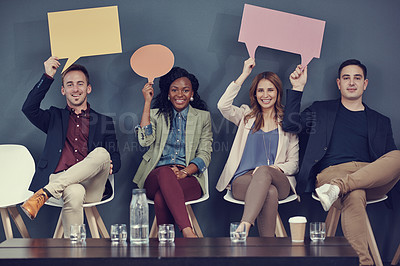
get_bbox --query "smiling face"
[61,70,91,111]
[168,77,194,112]
[255,79,277,112]
[337,65,368,102]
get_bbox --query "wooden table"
[0,237,358,266]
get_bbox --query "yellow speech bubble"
[48,6,122,72]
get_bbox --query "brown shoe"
[21,189,49,220]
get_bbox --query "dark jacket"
[282,89,397,194]
[22,74,121,191]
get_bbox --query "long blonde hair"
[244,72,284,132]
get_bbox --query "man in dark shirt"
[21,56,121,237]
[283,59,400,265]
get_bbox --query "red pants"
[144,165,202,231]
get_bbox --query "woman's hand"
[242,57,255,77]
[289,65,307,92]
[235,57,256,86]
[170,165,187,179]
[140,82,154,128]
[142,82,154,103]
[176,170,187,179]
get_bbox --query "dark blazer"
[22,74,121,192]
[282,89,397,194]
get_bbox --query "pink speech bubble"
[130,44,174,83]
[239,4,326,66]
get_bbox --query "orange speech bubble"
[130,44,175,83]
[239,4,326,66]
[48,6,122,72]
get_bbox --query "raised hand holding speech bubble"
[48,6,122,72]
[239,4,326,66]
[130,44,175,83]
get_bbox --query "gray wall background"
[1,0,399,261]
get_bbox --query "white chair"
[223,190,298,237]
[312,192,387,266]
[0,144,35,239]
[45,174,115,238]
[148,169,209,238]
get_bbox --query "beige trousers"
[316,150,400,265]
[232,165,290,237]
[45,147,111,237]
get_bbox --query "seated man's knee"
[388,149,400,159]
[91,147,111,163]
[63,184,86,209]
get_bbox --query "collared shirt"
[137,106,206,173]
[157,107,189,167]
[54,104,90,173]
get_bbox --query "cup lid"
[288,216,307,223]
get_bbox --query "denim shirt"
[139,106,206,173]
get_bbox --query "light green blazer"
[133,105,213,194]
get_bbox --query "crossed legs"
[22,147,111,237]
[316,150,400,265]
[144,165,202,237]
[232,165,290,237]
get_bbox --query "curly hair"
[244,72,284,132]
[152,67,208,125]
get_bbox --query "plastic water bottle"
[130,188,149,244]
